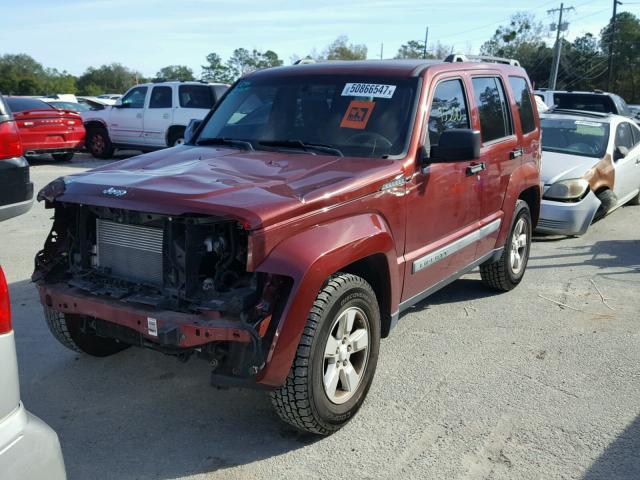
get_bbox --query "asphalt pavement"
[1,153,639,480]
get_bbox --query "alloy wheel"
[322,306,370,405]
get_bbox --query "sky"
[1,0,638,78]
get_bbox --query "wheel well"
[518,186,540,228]
[84,120,106,132]
[166,125,186,145]
[340,254,393,338]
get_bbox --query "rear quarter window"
[553,93,614,113]
[179,85,216,109]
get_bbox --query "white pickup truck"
[82,81,228,158]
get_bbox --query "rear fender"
[497,162,541,245]
[254,213,398,387]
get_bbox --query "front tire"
[44,308,129,357]
[270,273,381,435]
[593,189,616,221]
[480,199,532,291]
[52,152,74,162]
[87,126,114,159]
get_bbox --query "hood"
[53,145,401,229]
[541,150,601,185]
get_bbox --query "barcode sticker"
[147,317,158,337]
[341,83,396,99]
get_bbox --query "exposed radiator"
[96,219,164,286]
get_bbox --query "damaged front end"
[34,201,291,387]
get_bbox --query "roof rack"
[444,54,521,67]
[546,107,610,118]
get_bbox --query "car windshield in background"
[553,93,615,113]
[541,117,609,158]
[196,75,419,158]
[48,101,90,112]
[6,97,54,113]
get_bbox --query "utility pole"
[548,3,574,90]
[423,27,429,59]
[607,0,623,91]
[380,43,384,60]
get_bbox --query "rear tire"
[628,189,640,206]
[168,128,186,147]
[44,308,129,357]
[270,273,381,435]
[480,200,532,291]
[52,152,74,162]
[593,189,617,221]
[87,126,114,159]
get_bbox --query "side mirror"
[184,118,202,144]
[429,129,481,162]
[614,145,629,161]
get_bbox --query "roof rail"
[546,107,610,118]
[444,54,521,67]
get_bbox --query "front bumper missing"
[38,282,252,348]
[536,190,601,236]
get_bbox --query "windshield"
[541,117,609,158]
[553,93,615,113]
[195,74,419,158]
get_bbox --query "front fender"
[254,213,399,387]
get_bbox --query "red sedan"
[6,97,85,162]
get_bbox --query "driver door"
[110,86,148,145]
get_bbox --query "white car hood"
[541,150,600,185]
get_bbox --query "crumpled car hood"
[541,150,600,185]
[55,145,401,229]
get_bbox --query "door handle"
[635,158,640,165]
[162,113,169,119]
[510,148,523,159]
[136,113,142,119]
[466,162,486,176]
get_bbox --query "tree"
[77,63,143,95]
[155,65,194,81]
[395,40,429,59]
[480,13,552,88]
[557,34,606,91]
[201,52,234,83]
[0,54,46,95]
[322,36,367,60]
[600,12,640,102]
[202,48,284,84]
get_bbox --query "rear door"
[402,76,483,304]
[109,86,148,145]
[143,85,173,147]
[613,121,640,201]
[469,75,520,257]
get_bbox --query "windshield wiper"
[259,139,343,157]
[196,137,254,151]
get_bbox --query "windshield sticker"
[340,100,375,130]
[341,83,396,99]
[575,120,603,127]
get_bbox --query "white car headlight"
[543,179,590,201]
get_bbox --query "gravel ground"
[1,153,639,480]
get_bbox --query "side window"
[149,86,172,108]
[508,76,536,134]
[427,79,469,146]
[615,122,634,150]
[121,87,148,109]
[471,77,513,143]
[631,123,640,147]
[179,85,215,109]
